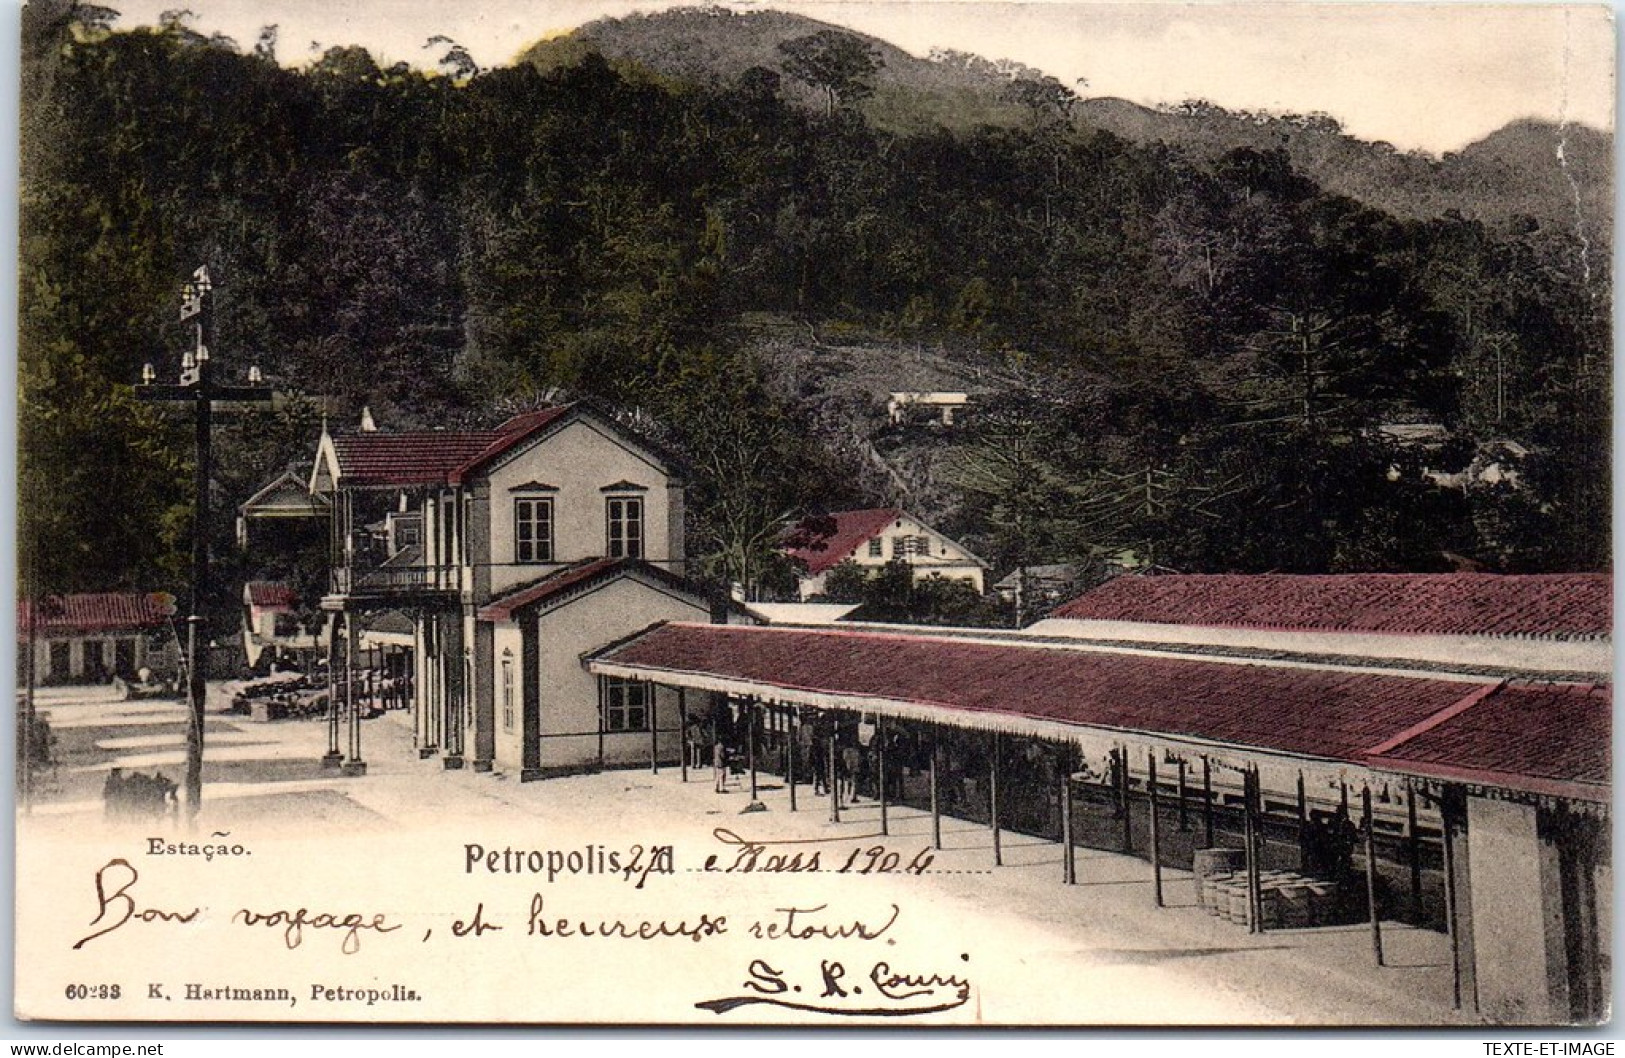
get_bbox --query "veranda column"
[342,611,366,776]
[322,614,342,770]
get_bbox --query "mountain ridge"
[518,6,1611,233]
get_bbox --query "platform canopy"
[586,622,1608,803]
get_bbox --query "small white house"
[888,392,970,427]
[783,507,988,600]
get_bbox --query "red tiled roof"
[448,406,575,485]
[477,558,693,622]
[591,623,1487,763]
[784,508,906,575]
[245,582,299,609]
[17,593,173,636]
[329,406,579,488]
[331,430,503,487]
[1051,573,1612,638]
[1367,682,1611,802]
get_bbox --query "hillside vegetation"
[19,1,1609,628]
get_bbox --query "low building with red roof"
[782,507,988,599]
[18,592,177,685]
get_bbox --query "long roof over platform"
[1050,573,1611,639]
[587,622,1608,803]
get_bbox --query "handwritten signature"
[697,955,973,1017]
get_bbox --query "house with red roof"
[783,507,988,600]
[18,593,177,685]
[308,403,720,779]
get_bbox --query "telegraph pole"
[137,267,272,822]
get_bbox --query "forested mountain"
[526,7,1612,234]
[19,1,1610,630]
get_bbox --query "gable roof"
[18,593,174,636]
[476,558,699,622]
[1367,682,1610,802]
[327,429,506,488]
[240,469,329,517]
[784,508,907,575]
[244,582,299,609]
[315,404,674,491]
[446,405,576,485]
[1051,573,1612,639]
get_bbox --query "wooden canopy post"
[1405,781,1422,922]
[1363,785,1384,966]
[929,735,942,850]
[1176,756,1189,831]
[1118,748,1133,855]
[1243,766,1264,934]
[990,733,1003,867]
[1060,763,1075,885]
[749,700,758,796]
[1296,771,1308,864]
[677,687,689,783]
[787,707,797,812]
[1202,756,1215,848]
[1440,787,1464,1010]
[829,725,840,824]
[1148,748,1164,908]
[649,682,659,775]
[877,715,889,836]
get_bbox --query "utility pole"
[138,266,272,822]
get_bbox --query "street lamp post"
[137,266,272,822]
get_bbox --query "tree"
[777,31,883,116]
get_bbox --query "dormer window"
[515,497,554,564]
[606,496,643,559]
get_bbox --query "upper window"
[515,498,554,564]
[867,538,884,558]
[602,677,649,732]
[607,497,643,559]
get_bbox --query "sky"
[78,0,1625,157]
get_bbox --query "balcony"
[325,564,460,609]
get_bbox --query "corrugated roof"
[17,593,173,636]
[1052,573,1612,638]
[784,508,906,575]
[244,582,299,609]
[591,623,1485,763]
[1367,682,1611,802]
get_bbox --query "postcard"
[13,0,1614,1028]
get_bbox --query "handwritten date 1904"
[706,830,935,875]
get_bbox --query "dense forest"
[18,1,1611,629]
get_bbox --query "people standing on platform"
[809,713,830,796]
